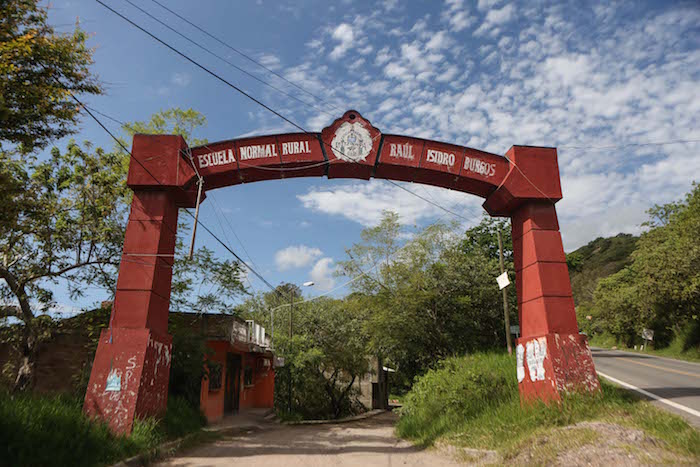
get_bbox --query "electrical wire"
[120,0,334,118]
[96,0,309,135]
[147,0,343,113]
[68,91,163,186]
[97,2,496,225]
[72,91,285,300]
[557,139,700,150]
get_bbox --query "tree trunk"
[1,267,38,392]
[13,329,37,392]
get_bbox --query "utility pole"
[288,290,293,413]
[497,229,513,355]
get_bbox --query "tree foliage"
[0,106,242,391]
[0,0,101,153]
[588,184,700,348]
[239,288,369,419]
[0,142,129,390]
[337,212,516,389]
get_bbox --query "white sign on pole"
[496,272,510,290]
[510,325,520,335]
[642,328,654,341]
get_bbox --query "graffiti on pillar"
[525,338,547,382]
[105,369,121,392]
[516,344,525,383]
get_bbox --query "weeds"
[0,392,205,466]
[396,352,700,460]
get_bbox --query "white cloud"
[477,0,502,11]
[298,180,483,227]
[246,2,700,252]
[274,245,323,271]
[475,3,515,35]
[442,0,473,32]
[171,72,191,87]
[310,257,336,291]
[258,53,281,70]
[330,23,355,60]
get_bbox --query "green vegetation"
[237,213,517,419]
[575,184,700,353]
[567,233,638,307]
[0,0,101,154]
[396,353,700,462]
[0,105,244,392]
[0,392,204,467]
[241,285,370,420]
[589,332,700,363]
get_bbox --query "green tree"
[0,143,128,390]
[239,289,369,419]
[0,107,242,391]
[591,184,700,347]
[120,108,208,147]
[0,0,101,153]
[337,213,515,388]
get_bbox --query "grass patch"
[589,333,700,363]
[0,391,206,466]
[396,353,700,462]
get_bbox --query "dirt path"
[157,412,464,466]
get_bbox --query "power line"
[120,0,333,118]
[147,0,343,113]
[97,1,498,226]
[558,139,700,150]
[82,104,126,126]
[181,209,282,296]
[68,91,163,186]
[72,88,284,300]
[208,191,261,273]
[97,0,309,135]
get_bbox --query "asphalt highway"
[592,347,700,427]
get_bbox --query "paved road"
[592,348,700,427]
[158,412,464,467]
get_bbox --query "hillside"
[566,234,638,307]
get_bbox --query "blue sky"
[43,0,700,314]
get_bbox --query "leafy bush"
[168,330,212,409]
[397,353,516,443]
[162,395,207,438]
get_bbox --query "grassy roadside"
[0,391,207,466]
[589,333,700,363]
[396,353,700,464]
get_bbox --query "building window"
[244,367,253,387]
[208,363,222,391]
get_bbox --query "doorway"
[224,353,241,413]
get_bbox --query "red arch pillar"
[485,146,600,402]
[83,135,199,434]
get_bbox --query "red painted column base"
[83,328,172,434]
[516,333,600,403]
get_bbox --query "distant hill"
[566,234,639,307]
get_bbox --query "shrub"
[397,353,516,443]
[396,352,700,459]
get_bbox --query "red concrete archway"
[83,111,600,434]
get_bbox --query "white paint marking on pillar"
[516,344,525,383]
[526,341,537,382]
[535,338,547,381]
[597,371,700,419]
